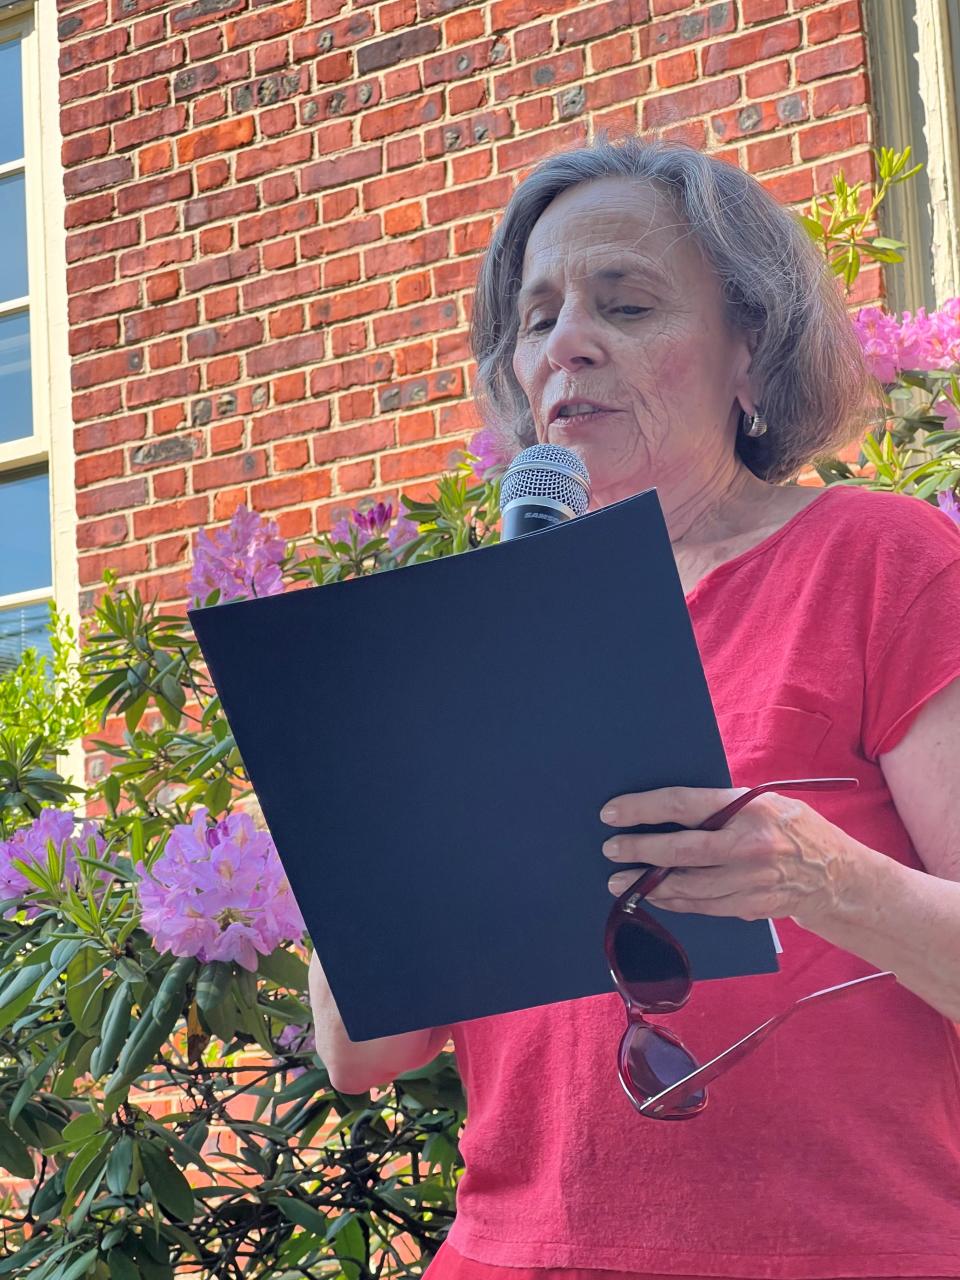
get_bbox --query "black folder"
[189,489,778,1041]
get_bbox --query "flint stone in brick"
[217,392,237,415]
[777,94,805,122]
[173,64,218,99]
[559,85,586,118]
[738,105,762,132]
[357,26,440,75]
[58,15,83,37]
[173,0,245,28]
[191,398,213,426]
[132,438,198,466]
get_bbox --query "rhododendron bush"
[1,150,957,1280]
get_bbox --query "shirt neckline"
[684,485,842,607]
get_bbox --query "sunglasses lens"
[626,1024,704,1111]
[613,916,689,1007]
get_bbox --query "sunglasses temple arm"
[698,778,859,832]
[638,970,896,1117]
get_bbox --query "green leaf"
[332,1216,365,1280]
[108,1250,140,1280]
[64,1132,109,1202]
[0,1118,34,1178]
[61,1111,103,1145]
[53,1246,100,1280]
[106,1134,134,1197]
[138,1141,195,1221]
[257,946,309,989]
[276,1196,330,1236]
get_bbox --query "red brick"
[75,448,125,487]
[154,469,187,499]
[742,0,787,16]
[643,76,739,128]
[62,128,111,168]
[812,73,869,116]
[61,90,132,135]
[796,35,865,83]
[251,400,330,444]
[363,230,448,278]
[359,93,444,142]
[426,176,513,224]
[241,265,321,310]
[745,59,791,97]
[302,145,383,192]
[192,451,268,491]
[59,26,129,75]
[72,348,144,389]
[171,0,245,32]
[235,133,312,181]
[746,135,793,172]
[76,477,148,519]
[127,366,201,407]
[133,497,210,538]
[70,318,121,357]
[124,299,199,341]
[797,112,868,161]
[336,458,375,490]
[309,282,391,325]
[187,317,264,358]
[176,116,256,163]
[112,42,187,87]
[702,19,800,74]
[444,8,484,43]
[806,1,861,45]
[381,440,462,483]
[712,92,808,143]
[397,410,436,445]
[114,106,188,151]
[312,420,395,464]
[250,470,331,510]
[225,0,306,48]
[655,50,697,88]
[183,185,259,229]
[76,514,130,550]
[302,214,382,257]
[75,414,147,456]
[79,545,150,587]
[116,172,192,216]
[246,333,325,376]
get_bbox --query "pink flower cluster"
[854,299,960,384]
[330,501,418,553]
[0,810,105,917]
[467,428,512,481]
[188,505,286,608]
[137,808,305,972]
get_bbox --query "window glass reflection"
[0,468,50,596]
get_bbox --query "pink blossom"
[138,809,305,971]
[937,490,960,525]
[0,810,105,917]
[853,307,902,383]
[188,505,286,608]
[854,299,960,382]
[467,428,512,481]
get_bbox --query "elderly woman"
[309,137,960,1279]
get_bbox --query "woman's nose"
[544,306,607,372]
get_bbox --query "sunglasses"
[604,777,896,1120]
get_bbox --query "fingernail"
[601,806,618,823]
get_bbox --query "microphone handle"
[501,497,577,542]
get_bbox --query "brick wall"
[57,0,878,616]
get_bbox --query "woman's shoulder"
[804,484,960,565]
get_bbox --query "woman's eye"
[614,306,650,316]
[526,317,554,333]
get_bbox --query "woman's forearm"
[794,844,960,1021]
[308,951,449,1093]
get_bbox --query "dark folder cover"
[189,488,778,1041]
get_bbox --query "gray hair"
[470,135,871,483]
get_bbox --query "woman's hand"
[601,786,867,926]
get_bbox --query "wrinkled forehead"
[519,176,700,290]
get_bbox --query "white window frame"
[0,1,79,780]
[866,0,960,312]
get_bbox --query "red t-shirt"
[426,486,960,1280]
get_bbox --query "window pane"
[0,599,50,674]
[0,172,27,303]
[0,40,23,167]
[0,309,31,444]
[0,468,50,596]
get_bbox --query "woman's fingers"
[599,785,748,829]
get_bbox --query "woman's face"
[511,177,756,508]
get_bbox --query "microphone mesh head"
[500,444,591,515]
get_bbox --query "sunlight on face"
[511,177,754,508]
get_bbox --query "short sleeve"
[862,501,960,760]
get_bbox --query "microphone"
[499,444,591,541]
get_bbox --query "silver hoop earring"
[744,411,768,438]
